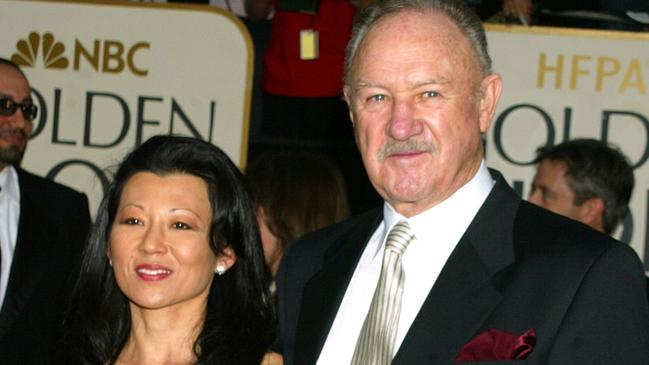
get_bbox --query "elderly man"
[529,138,634,236]
[0,58,90,363]
[274,1,649,364]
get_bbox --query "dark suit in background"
[0,168,90,363]
[276,170,649,364]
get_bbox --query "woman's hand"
[262,352,283,365]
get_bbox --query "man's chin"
[0,146,26,167]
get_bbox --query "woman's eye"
[123,218,141,225]
[172,222,191,230]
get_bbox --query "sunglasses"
[0,97,38,121]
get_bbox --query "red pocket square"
[454,328,536,362]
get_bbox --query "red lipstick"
[135,264,172,281]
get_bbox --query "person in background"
[246,151,349,280]
[245,0,385,217]
[529,138,634,236]
[273,1,649,364]
[245,0,359,146]
[468,0,536,24]
[65,135,276,365]
[529,138,648,298]
[0,58,91,363]
[539,0,649,30]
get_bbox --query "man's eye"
[172,222,191,230]
[423,91,439,98]
[368,94,386,102]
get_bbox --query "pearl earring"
[216,264,226,276]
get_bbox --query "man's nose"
[387,99,422,140]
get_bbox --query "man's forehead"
[0,64,31,98]
[351,9,476,75]
[540,159,571,179]
[362,9,463,47]
[0,63,26,78]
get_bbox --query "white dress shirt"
[316,161,495,364]
[0,166,20,307]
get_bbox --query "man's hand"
[502,0,533,25]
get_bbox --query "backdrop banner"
[1,2,647,266]
[485,24,649,267]
[0,0,253,215]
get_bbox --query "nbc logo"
[10,31,149,76]
[12,32,69,69]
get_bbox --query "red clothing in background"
[262,0,356,97]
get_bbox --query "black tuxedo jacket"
[0,168,90,364]
[276,170,649,365]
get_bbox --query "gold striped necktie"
[351,220,415,365]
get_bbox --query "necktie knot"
[386,220,415,256]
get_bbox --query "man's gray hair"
[344,0,492,85]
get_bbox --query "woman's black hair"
[65,135,275,364]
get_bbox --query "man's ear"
[579,197,606,233]
[214,245,237,274]
[478,73,502,133]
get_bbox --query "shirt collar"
[0,165,21,205]
[378,161,495,257]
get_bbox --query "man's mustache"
[0,128,27,140]
[377,139,435,160]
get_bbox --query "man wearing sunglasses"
[0,58,90,363]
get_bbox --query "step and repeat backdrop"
[0,0,253,214]
[485,24,649,268]
[0,1,647,267]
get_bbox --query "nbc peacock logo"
[9,31,150,76]
[11,32,69,69]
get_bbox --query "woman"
[65,135,275,365]
[246,151,350,279]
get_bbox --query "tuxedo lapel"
[393,236,502,364]
[294,210,382,365]
[394,170,521,364]
[0,170,52,336]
